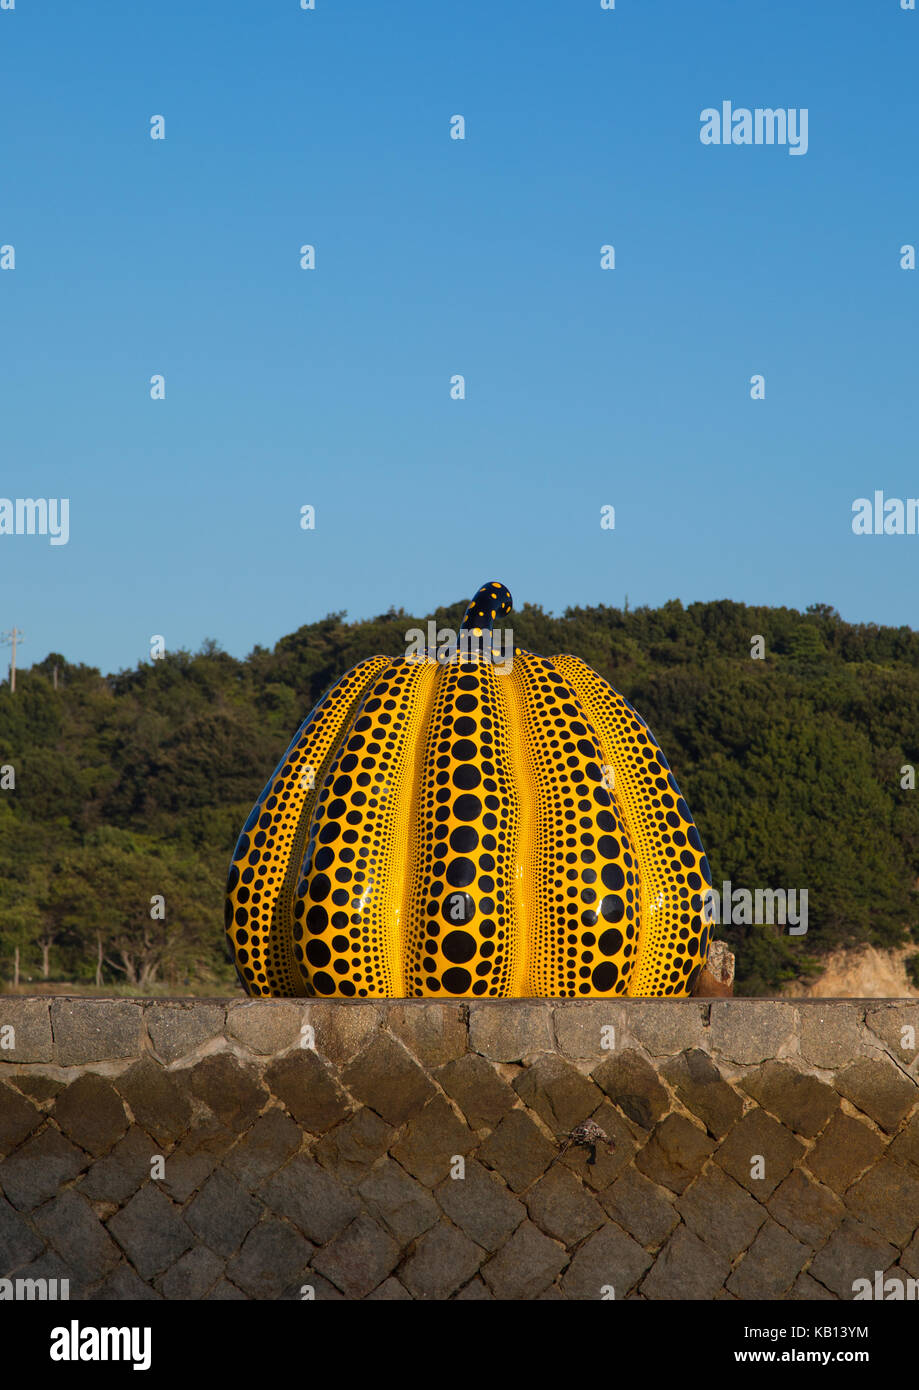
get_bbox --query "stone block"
[159,1120,234,1203]
[157,1245,224,1300]
[790,1272,837,1301]
[714,1109,803,1197]
[477,1108,557,1193]
[805,1112,886,1193]
[389,1095,475,1188]
[226,1001,304,1055]
[591,1048,670,1129]
[303,1001,380,1066]
[399,1222,483,1300]
[186,1053,268,1131]
[835,1058,917,1133]
[676,1165,766,1261]
[600,1167,679,1249]
[865,1003,919,1066]
[311,1213,400,1299]
[561,1222,651,1300]
[799,1005,868,1069]
[51,999,144,1066]
[660,1050,743,1138]
[514,1053,606,1133]
[0,1128,89,1210]
[640,1225,730,1300]
[114,1057,192,1147]
[481,1221,568,1299]
[766,1168,845,1246]
[53,1073,128,1156]
[454,1277,494,1300]
[725,1218,809,1299]
[634,1114,716,1195]
[709,1001,798,1065]
[184,1168,262,1257]
[384,1002,467,1067]
[32,1190,121,1286]
[435,1160,526,1250]
[366,1276,412,1300]
[87,1264,160,1300]
[0,1194,43,1273]
[226,1216,314,1300]
[0,999,53,1062]
[741,1061,839,1138]
[107,1185,193,1280]
[524,1164,604,1246]
[261,1155,360,1244]
[341,1033,436,1125]
[145,1002,226,1065]
[264,1049,352,1133]
[889,1110,919,1170]
[77,1127,158,1206]
[435,1053,517,1130]
[621,1001,708,1056]
[552,1002,626,1059]
[203,1278,248,1301]
[358,1158,440,1244]
[808,1218,898,1299]
[314,1107,395,1186]
[222,1108,301,1188]
[844,1156,919,1246]
[0,1081,42,1155]
[468,1002,552,1062]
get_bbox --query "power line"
[1,627,24,694]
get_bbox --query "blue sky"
[2,0,917,676]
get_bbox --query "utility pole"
[1,627,24,693]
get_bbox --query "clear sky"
[2,0,917,676]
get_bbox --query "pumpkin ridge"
[555,655,710,997]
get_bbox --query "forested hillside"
[2,595,918,996]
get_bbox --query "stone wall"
[1,997,917,1300]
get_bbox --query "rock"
[399,1223,483,1300]
[434,1053,517,1130]
[0,998,53,1062]
[388,1095,475,1188]
[310,1213,400,1299]
[741,1061,839,1138]
[714,1109,803,1197]
[435,1160,526,1250]
[805,1112,886,1194]
[264,1049,352,1133]
[261,1154,360,1245]
[561,1222,652,1300]
[341,1033,436,1126]
[634,1113,716,1194]
[51,1000,144,1066]
[107,1185,193,1280]
[725,1218,809,1299]
[709,1001,799,1065]
[834,1058,917,1133]
[145,1002,226,1065]
[468,1002,552,1062]
[591,1048,671,1129]
[640,1225,729,1300]
[384,1002,467,1067]
[676,1165,766,1261]
[480,1221,568,1299]
[53,1073,128,1156]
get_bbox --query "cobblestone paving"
[1,998,917,1300]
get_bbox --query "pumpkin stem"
[460,581,513,631]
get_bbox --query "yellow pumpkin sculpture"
[226,582,712,998]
